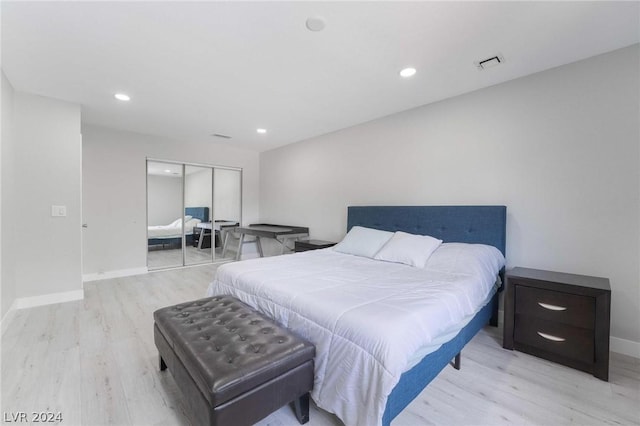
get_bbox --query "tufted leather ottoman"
[154,295,315,426]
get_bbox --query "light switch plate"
[51,205,67,217]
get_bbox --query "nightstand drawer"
[515,285,595,329]
[514,315,594,364]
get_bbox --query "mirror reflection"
[213,168,242,261]
[147,161,184,270]
[147,160,242,270]
[185,165,213,266]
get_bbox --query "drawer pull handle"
[537,331,566,342]
[538,302,567,311]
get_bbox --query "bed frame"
[148,207,210,247]
[346,205,506,426]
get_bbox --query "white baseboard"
[610,336,640,358]
[1,290,83,336]
[13,289,84,310]
[83,267,148,282]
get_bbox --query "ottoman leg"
[292,393,310,424]
[159,355,167,371]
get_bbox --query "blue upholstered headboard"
[347,205,506,256]
[186,207,209,223]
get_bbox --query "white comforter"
[148,218,201,239]
[206,243,504,426]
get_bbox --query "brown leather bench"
[154,295,315,426]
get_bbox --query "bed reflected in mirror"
[147,160,242,270]
[147,161,184,270]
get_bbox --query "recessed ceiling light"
[399,68,417,78]
[256,128,267,134]
[114,93,131,101]
[306,16,326,32]
[164,169,171,173]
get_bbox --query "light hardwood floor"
[2,265,638,425]
[147,246,236,270]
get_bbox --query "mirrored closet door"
[147,161,184,270]
[147,159,241,271]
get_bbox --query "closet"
[146,159,241,270]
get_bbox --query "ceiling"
[2,2,638,152]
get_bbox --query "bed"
[148,207,209,248]
[207,205,506,425]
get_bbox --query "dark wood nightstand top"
[294,240,336,252]
[508,267,610,293]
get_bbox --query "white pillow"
[374,231,443,268]
[333,226,394,258]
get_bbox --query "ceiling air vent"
[475,54,505,70]
[211,133,232,139]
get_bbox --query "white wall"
[82,125,259,275]
[185,168,212,212]
[1,71,16,319]
[147,174,183,225]
[260,46,640,349]
[214,168,242,222]
[4,91,82,300]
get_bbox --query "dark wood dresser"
[503,267,611,381]
[294,240,336,252]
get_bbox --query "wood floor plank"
[2,263,639,426]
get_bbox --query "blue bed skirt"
[148,234,194,247]
[381,294,496,425]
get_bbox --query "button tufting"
[155,295,316,410]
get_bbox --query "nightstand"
[294,240,336,253]
[503,267,611,381]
